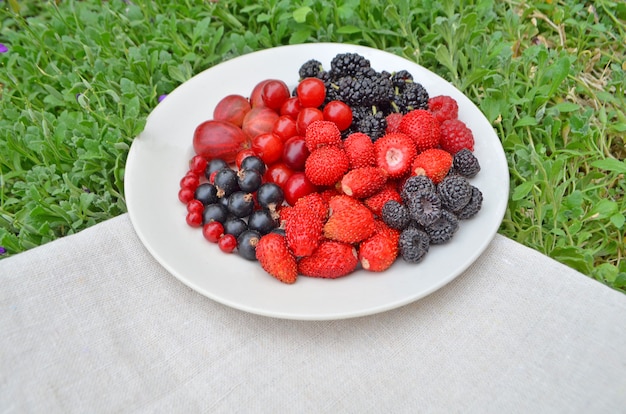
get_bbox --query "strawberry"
[340,166,388,199]
[285,195,326,257]
[295,192,329,222]
[343,132,375,169]
[304,120,342,152]
[385,112,404,133]
[305,145,350,186]
[323,195,376,244]
[411,148,453,184]
[439,119,474,154]
[256,233,297,284]
[298,240,358,279]
[375,132,417,179]
[398,109,441,152]
[359,222,400,272]
[363,182,403,217]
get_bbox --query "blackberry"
[401,175,436,204]
[437,175,472,212]
[299,59,324,79]
[405,190,442,227]
[381,200,411,230]
[399,227,430,263]
[456,186,483,220]
[425,210,459,245]
[337,72,394,108]
[350,106,387,141]
[390,70,414,87]
[330,53,371,77]
[452,148,481,178]
[392,81,429,113]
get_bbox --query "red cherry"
[186,211,203,228]
[218,234,238,253]
[283,172,317,206]
[272,115,298,142]
[264,162,294,187]
[296,107,324,135]
[202,221,224,243]
[297,77,326,108]
[261,79,290,110]
[323,100,353,131]
[282,136,309,171]
[251,132,284,165]
[280,97,302,118]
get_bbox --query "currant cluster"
[178,154,284,260]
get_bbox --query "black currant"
[240,155,266,175]
[223,217,248,239]
[256,183,284,210]
[214,167,239,198]
[247,209,278,234]
[202,203,228,224]
[237,169,263,193]
[194,183,218,205]
[237,229,261,261]
[227,191,255,218]
[205,158,228,180]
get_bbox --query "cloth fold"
[1,214,625,413]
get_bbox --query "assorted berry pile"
[177,52,483,284]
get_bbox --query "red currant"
[218,234,237,253]
[272,115,298,142]
[202,221,224,243]
[264,162,294,187]
[251,132,283,165]
[187,199,204,214]
[178,187,195,204]
[180,174,200,190]
[297,77,326,108]
[261,79,290,110]
[323,100,353,131]
[283,172,317,206]
[186,211,203,228]
[296,107,324,135]
[282,136,309,171]
[189,155,208,175]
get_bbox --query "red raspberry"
[428,95,459,123]
[439,119,474,155]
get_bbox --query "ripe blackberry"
[390,70,414,87]
[399,226,430,263]
[425,210,459,244]
[381,200,411,230]
[401,175,435,204]
[437,175,472,212]
[456,186,483,220]
[350,107,387,141]
[452,148,481,178]
[405,189,442,227]
[299,59,324,79]
[337,72,394,108]
[330,53,371,77]
[392,81,429,113]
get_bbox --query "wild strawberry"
[399,109,441,152]
[285,196,326,257]
[304,120,342,152]
[375,132,417,179]
[343,132,375,168]
[323,195,376,244]
[256,233,297,284]
[359,223,400,272]
[363,183,403,217]
[319,187,341,202]
[298,240,358,279]
[428,95,459,123]
[411,148,453,184]
[340,166,388,199]
[439,119,474,154]
[305,145,350,186]
[295,192,329,222]
[385,112,403,133]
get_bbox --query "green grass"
[1,0,625,292]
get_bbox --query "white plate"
[124,43,509,320]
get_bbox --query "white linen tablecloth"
[1,213,625,413]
